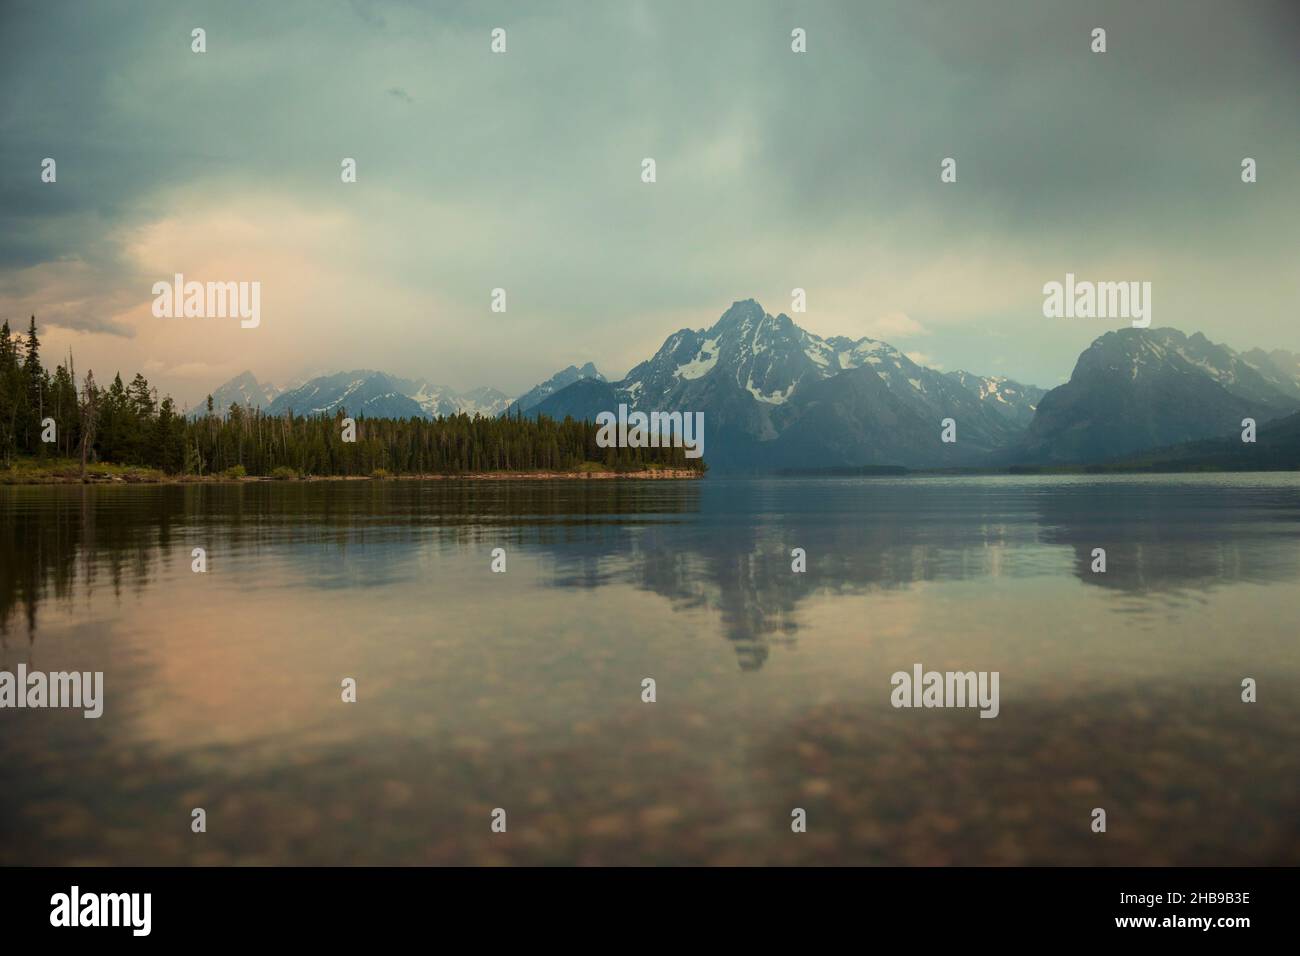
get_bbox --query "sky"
[1,0,1298,409]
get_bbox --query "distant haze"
[1,0,1297,407]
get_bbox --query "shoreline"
[1,465,705,485]
[7,462,1299,485]
[7,464,1299,485]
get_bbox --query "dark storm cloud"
[0,0,1296,391]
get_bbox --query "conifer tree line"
[1,317,704,476]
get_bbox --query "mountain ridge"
[527,299,1045,469]
[195,302,1300,472]
[1011,327,1300,464]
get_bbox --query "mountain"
[458,386,512,417]
[201,364,598,423]
[504,362,605,416]
[1103,409,1300,471]
[198,318,1300,471]
[195,370,514,421]
[527,299,1036,470]
[1240,348,1300,399]
[192,370,283,418]
[943,371,1045,427]
[520,376,619,422]
[1012,329,1300,464]
[266,370,428,419]
[402,380,510,418]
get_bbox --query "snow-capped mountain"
[198,314,1300,470]
[1014,328,1300,464]
[457,385,512,417]
[525,304,1300,469]
[201,370,514,421]
[402,380,511,418]
[943,371,1045,427]
[266,371,426,419]
[504,362,605,416]
[264,371,514,420]
[527,299,1038,469]
[191,370,284,418]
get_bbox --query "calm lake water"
[2,474,1298,865]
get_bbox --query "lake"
[1,474,1298,865]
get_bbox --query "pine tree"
[50,361,77,457]
[0,321,17,463]
[21,317,45,454]
[3,346,705,477]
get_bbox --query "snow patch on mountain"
[677,338,719,379]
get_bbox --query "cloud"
[163,361,226,380]
[1,0,1297,405]
[0,257,139,337]
[865,312,928,341]
[904,351,941,370]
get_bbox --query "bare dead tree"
[78,370,98,482]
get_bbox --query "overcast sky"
[2,0,1297,407]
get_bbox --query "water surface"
[2,475,1297,864]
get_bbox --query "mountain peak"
[504,361,607,415]
[1020,326,1300,463]
[195,369,282,418]
[523,298,1051,468]
[711,298,766,330]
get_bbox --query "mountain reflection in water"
[1,475,1298,865]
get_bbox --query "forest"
[0,317,704,477]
